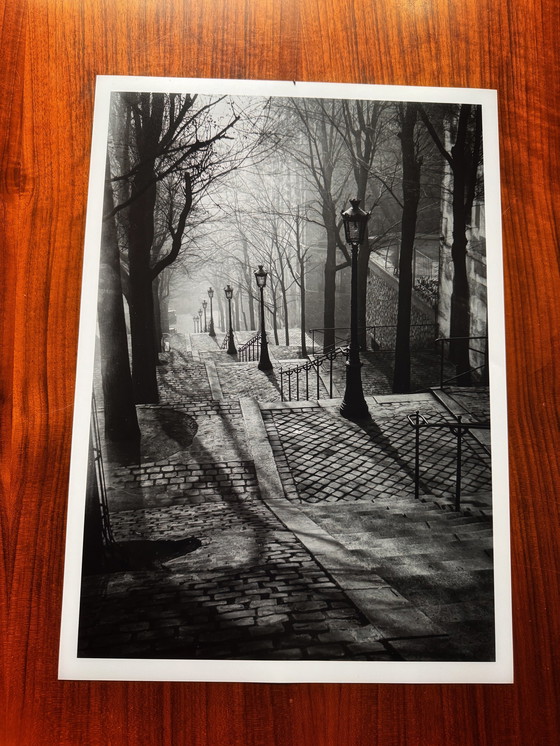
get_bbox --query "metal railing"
[407,411,490,511]
[237,331,261,362]
[435,336,488,388]
[91,392,115,547]
[280,346,349,401]
[309,323,438,355]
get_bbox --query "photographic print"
[59,77,511,683]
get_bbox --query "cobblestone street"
[79,329,494,662]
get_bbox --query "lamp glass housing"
[342,198,370,245]
[202,300,207,310]
[208,287,214,299]
[254,265,267,289]
[224,285,233,300]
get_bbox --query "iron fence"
[237,331,261,362]
[407,410,490,511]
[309,323,438,355]
[435,336,488,387]
[280,346,349,402]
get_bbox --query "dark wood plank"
[2,0,559,743]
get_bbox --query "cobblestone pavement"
[263,396,491,505]
[157,349,213,402]
[79,493,395,660]
[217,362,285,402]
[82,325,494,662]
[261,394,494,660]
[81,397,395,660]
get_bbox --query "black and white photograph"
[59,77,511,683]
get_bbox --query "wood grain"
[1,0,559,743]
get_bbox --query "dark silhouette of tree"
[419,103,483,384]
[98,157,140,452]
[105,92,240,403]
[276,98,352,352]
[393,103,422,393]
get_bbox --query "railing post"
[280,368,284,401]
[439,339,444,388]
[329,353,333,398]
[455,416,462,511]
[288,371,292,401]
[414,411,420,501]
[306,366,309,400]
[296,369,300,401]
[312,330,315,356]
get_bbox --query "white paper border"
[59,76,512,684]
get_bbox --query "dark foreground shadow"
[99,537,203,573]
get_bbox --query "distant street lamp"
[198,308,203,333]
[254,265,273,372]
[193,315,198,333]
[207,287,216,337]
[340,198,370,420]
[202,299,208,332]
[224,285,237,355]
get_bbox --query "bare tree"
[393,103,422,393]
[419,103,483,383]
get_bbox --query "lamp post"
[198,308,203,334]
[224,285,237,355]
[193,315,198,333]
[207,287,216,337]
[254,265,273,372]
[340,198,370,420]
[202,300,208,332]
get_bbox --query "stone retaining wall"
[365,262,438,350]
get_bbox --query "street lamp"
[207,287,216,337]
[202,299,208,332]
[193,315,198,333]
[198,308,203,334]
[340,198,370,420]
[254,265,273,372]
[224,285,237,355]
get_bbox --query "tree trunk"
[281,284,290,346]
[128,163,159,403]
[393,104,421,394]
[323,228,338,352]
[234,294,240,331]
[216,291,225,333]
[357,244,372,350]
[98,169,140,449]
[300,256,308,357]
[153,277,162,357]
[449,106,473,384]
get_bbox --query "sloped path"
[80,331,494,662]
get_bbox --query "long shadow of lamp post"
[255,265,273,371]
[207,287,216,337]
[224,284,237,355]
[340,198,371,420]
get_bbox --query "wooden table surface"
[1,1,559,743]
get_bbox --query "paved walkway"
[79,330,494,662]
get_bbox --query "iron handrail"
[280,346,349,402]
[309,323,438,355]
[237,331,262,362]
[91,392,115,546]
[406,410,490,511]
[435,335,488,388]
